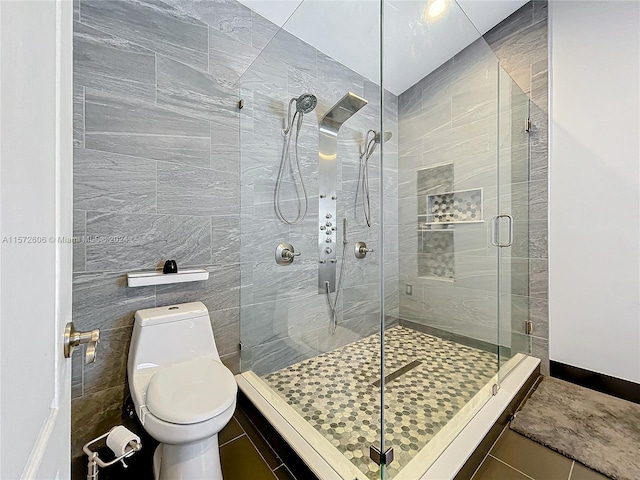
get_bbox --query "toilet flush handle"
[64,322,100,364]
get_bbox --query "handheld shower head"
[375,131,393,143]
[296,93,317,114]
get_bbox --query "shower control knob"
[320,225,326,230]
[325,230,332,235]
[326,238,332,243]
[326,213,332,219]
[326,222,332,227]
[325,247,332,254]
[319,260,326,264]
[331,227,336,231]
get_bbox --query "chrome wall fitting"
[275,243,301,266]
[354,241,373,259]
[64,322,100,364]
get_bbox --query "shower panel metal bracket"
[317,92,368,293]
[369,445,394,466]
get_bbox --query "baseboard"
[550,361,640,404]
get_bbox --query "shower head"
[295,93,317,114]
[375,131,393,143]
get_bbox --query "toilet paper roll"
[106,425,141,456]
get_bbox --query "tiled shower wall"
[238,32,399,376]
[71,0,273,465]
[397,1,548,372]
[70,0,399,469]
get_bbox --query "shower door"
[384,0,534,475]
[237,3,387,478]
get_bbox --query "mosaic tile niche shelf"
[418,230,454,280]
[422,188,483,225]
[263,326,497,479]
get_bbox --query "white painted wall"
[549,0,640,383]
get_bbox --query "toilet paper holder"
[82,426,142,480]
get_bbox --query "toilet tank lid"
[134,302,209,326]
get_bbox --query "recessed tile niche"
[416,165,484,281]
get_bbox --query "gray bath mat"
[510,377,640,480]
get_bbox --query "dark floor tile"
[472,456,532,480]
[219,415,244,446]
[220,435,277,480]
[234,406,282,469]
[491,429,572,479]
[571,462,611,480]
[274,465,297,480]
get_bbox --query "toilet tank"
[128,302,220,373]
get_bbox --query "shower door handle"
[491,214,514,248]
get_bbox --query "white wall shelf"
[126,269,209,288]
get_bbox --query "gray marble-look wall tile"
[157,54,237,126]
[74,148,157,214]
[157,161,238,216]
[163,0,252,46]
[211,215,240,266]
[71,346,83,399]
[529,296,548,339]
[527,219,547,259]
[251,332,318,376]
[240,299,290,348]
[530,59,548,114]
[73,85,84,147]
[71,383,128,459]
[73,0,80,20]
[531,335,549,375]
[85,212,212,270]
[211,119,239,171]
[529,258,548,299]
[72,271,155,331]
[529,105,548,183]
[73,21,155,102]
[156,264,240,313]
[85,90,210,167]
[451,83,498,128]
[533,0,548,24]
[81,0,208,71]
[74,210,86,273]
[484,1,534,53]
[209,25,261,86]
[251,11,279,51]
[209,307,239,357]
[221,351,241,375]
[83,326,132,395]
[399,100,451,145]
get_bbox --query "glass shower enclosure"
[236,1,534,478]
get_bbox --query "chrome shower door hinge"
[525,117,531,132]
[238,99,244,110]
[492,384,499,396]
[525,320,534,335]
[370,445,394,466]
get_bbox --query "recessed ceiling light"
[423,0,450,21]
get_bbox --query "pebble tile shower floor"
[263,326,497,478]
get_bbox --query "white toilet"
[128,302,237,480]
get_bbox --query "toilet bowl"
[128,302,237,480]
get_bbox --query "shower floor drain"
[372,360,422,388]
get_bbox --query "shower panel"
[317,92,368,293]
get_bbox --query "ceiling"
[237,0,528,95]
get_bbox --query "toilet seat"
[146,357,237,425]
